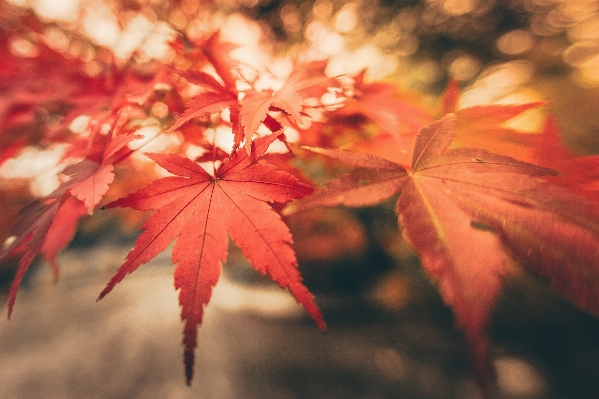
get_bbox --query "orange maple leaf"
[298,114,599,387]
[100,133,325,384]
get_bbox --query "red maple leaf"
[336,71,435,147]
[453,102,546,158]
[304,71,435,167]
[170,37,338,155]
[437,80,548,162]
[0,123,141,316]
[173,31,240,92]
[167,35,242,150]
[297,114,599,387]
[99,132,325,385]
[532,116,599,201]
[168,90,237,132]
[239,62,336,154]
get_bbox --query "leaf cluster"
[1,5,598,391]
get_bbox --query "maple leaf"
[63,117,143,213]
[0,194,88,317]
[170,51,337,155]
[99,133,324,385]
[297,114,599,387]
[439,78,460,116]
[174,69,230,94]
[531,117,599,201]
[437,80,548,162]
[238,62,335,154]
[306,71,435,167]
[58,65,169,139]
[453,103,546,158]
[168,90,237,132]
[194,32,240,92]
[167,36,242,151]
[0,125,141,316]
[336,71,434,147]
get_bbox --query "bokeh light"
[6,0,596,92]
[0,145,68,196]
[33,0,80,22]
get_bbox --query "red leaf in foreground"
[100,133,323,385]
[298,114,599,388]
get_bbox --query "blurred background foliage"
[2,0,598,144]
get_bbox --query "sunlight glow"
[498,90,547,132]
[211,273,305,320]
[494,357,545,396]
[313,0,333,20]
[69,115,91,134]
[334,3,358,33]
[374,347,408,381]
[283,127,300,143]
[459,61,535,107]
[112,15,153,58]
[321,31,346,56]
[150,102,169,119]
[563,40,599,86]
[568,14,599,41]
[219,13,269,71]
[305,20,328,44]
[574,64,599,87]
[442,0,479,16]
[43,26,70,53]
[5,0,27,6]
[82,4,120,48]
[129,125,182,166]
[0,145,68,196]
[327,44,397,80]
[33,0,80,22]
[563,41,599,67]
[280,4,301,34]
[395,35,419,57]
[415,59,443,84]
[205,126,236,154]
[397,8,418,32]
[185,144,206,161]
[9,37,38,57]
[497,29,535,55]
[445,51,481,81]
[141,21,174,60]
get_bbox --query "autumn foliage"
[1,2,599,391]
